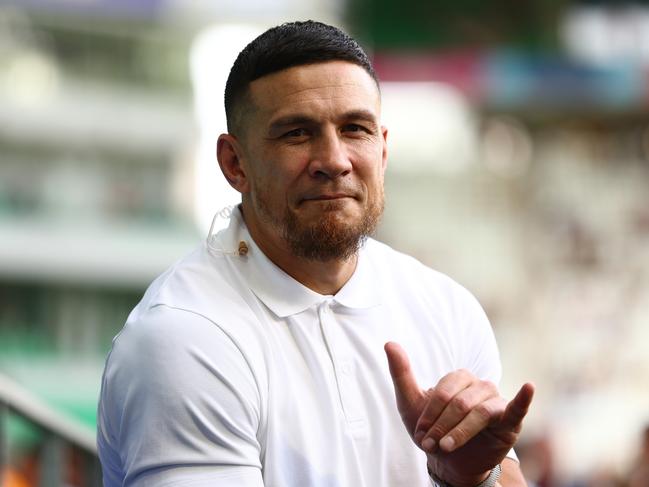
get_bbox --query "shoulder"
[133,244,248,315]
[102,304,263,415]
[363,238,481,311]
[363,238,493,351]
[125,243,267,353]
[98,241,268,483]
[98,305,265,484]
[101,245,271,428]
[363,239,501,379]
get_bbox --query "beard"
[253,186,384,262]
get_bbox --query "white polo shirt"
[98,208,504,487]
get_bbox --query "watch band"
[430,464,502,487]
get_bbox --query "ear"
[217,133,250,193]
[380,125,388,173]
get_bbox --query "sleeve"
[97,304,264,487]
[453,285,502,385]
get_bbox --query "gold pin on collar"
[238,240,249,256]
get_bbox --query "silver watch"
[430,464,502,487]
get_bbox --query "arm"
[501,458,527,487]
[98,305,264,487]
[384,342,534,487]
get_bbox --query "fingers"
[385,344,536,458]
[437,395,507,452]
[430,382,534,453]
[414,371,500,453]
[384,342,424,422]
[414,369,476,438]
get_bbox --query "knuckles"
[433,386,456,405]
[411,371,508,446]
[432,372,500,408]
[473,403,494,424]
[481,380,498,395]
[449,395,473,416]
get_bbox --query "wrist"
[429,470,489,487]
[429,464,501,487]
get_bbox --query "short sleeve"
[453,285,502,385]
[97,304,264,487]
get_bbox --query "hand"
[384,342,534,487]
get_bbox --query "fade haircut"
[224,20,378,135]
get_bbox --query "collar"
[211,207,381,318]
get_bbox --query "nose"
[308,129,352,179]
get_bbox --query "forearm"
[498,458,527,487]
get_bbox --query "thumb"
[384,342,425,416]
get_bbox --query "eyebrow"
[268,115,316,132]
[268,109,379,133]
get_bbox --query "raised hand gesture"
[385,342,534,487]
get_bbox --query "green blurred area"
[0,283,139,449]
[349,0,566,50]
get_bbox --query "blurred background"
[0,0,648,486]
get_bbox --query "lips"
[300,186,360,203]
[304,194,351,201]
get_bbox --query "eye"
[342,124,370,134]
[283,128,309,138]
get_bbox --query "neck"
[270,251,358,296]
[241,210,358,295]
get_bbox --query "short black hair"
[224,20,377,134]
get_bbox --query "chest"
[254,300,456,487]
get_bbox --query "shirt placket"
[317,300,367,439]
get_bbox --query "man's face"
[237,60,387,261]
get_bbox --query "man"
[97,20,534,487]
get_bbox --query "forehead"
[247,61,381,122]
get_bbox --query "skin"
[385,342,534,487]
[217,60,533,486]
[217,61,387,295]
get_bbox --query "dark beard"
[282,198,383,262]
[252,185,384,262]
